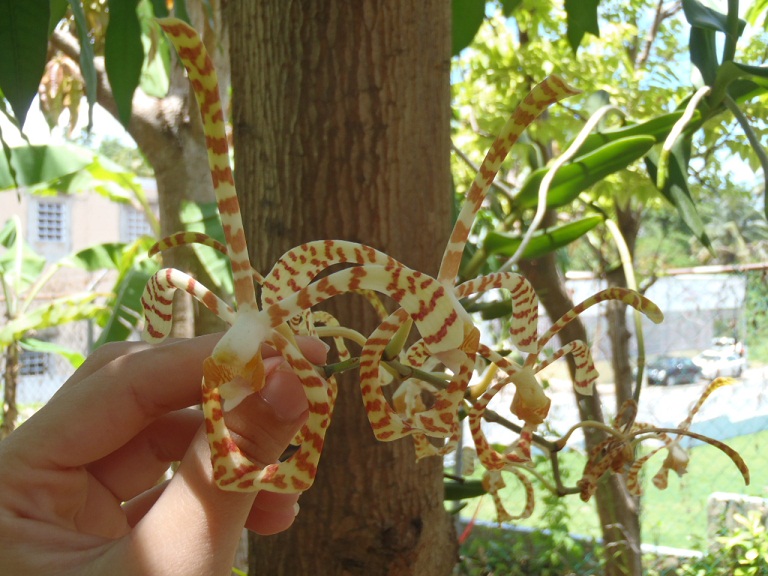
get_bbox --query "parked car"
[711,336,747,354]
[692,349,747,379]
[646,356,703,386]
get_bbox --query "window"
[34,201,66,242]
[120,205,155,243]
[30,197,70,258]
[19,349,48,376]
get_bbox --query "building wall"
[0,181,158,405]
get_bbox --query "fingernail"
[293,502,301,517]
[260,375,308,422]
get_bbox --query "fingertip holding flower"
[259,370,310,423]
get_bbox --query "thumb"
[121,361,309,575]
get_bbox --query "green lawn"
[459,430,767,551]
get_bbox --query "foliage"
[645,511,768,576]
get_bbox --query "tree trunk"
[518,213,642,576]
[228,2,456,574]
[0,341,19,439]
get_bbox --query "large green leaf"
[564,0,600,53]
[59,243,129,272]
[67,0,97,131]
[682,0,745,36]
[0,144,95,189]
[0,293,106,345]
[689,26,719,85]
[20,337,85,368]
[0,0,50,127]
[452,0,486,56]
[513,136,655,211]
[645,144,711,250]
[105,0,144,126]
[482,215,604,259]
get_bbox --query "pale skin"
[0,333,327,576]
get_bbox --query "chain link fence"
[13,321,94,409]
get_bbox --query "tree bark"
[518,213,642,576]
[228,2,456,574]
[0,342,19,439]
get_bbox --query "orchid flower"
[139,19,712,514]
[571,377,750,501]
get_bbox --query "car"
[645,356,703,386]
[692,349,747,379]
[709,337,748,359]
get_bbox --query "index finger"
[15,334,221,469]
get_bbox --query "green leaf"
[577,111,687,156]
[445,479,486,500]
[0,144,95,189]
[0,293,106,345]
[645,144,712,250]
[689,26,719,85]
[565,0,600,52]
[746,0,768,29]
[20,337,85,368]
[0,0,50,126]
[514,136,656,211]
[59,243,129,272]
[138,8,170,98]
[49,0,69,35]
[483,215,604,259]
[67,0,98,131]
[682,0,746,36]
[105,0,144,126]
[452,0,486,56]
[94,261,156,347]
[711,61,768,106]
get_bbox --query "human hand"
[0,334,326,575]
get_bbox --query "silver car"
[692,349,747,379]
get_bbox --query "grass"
[459,430,767,551]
